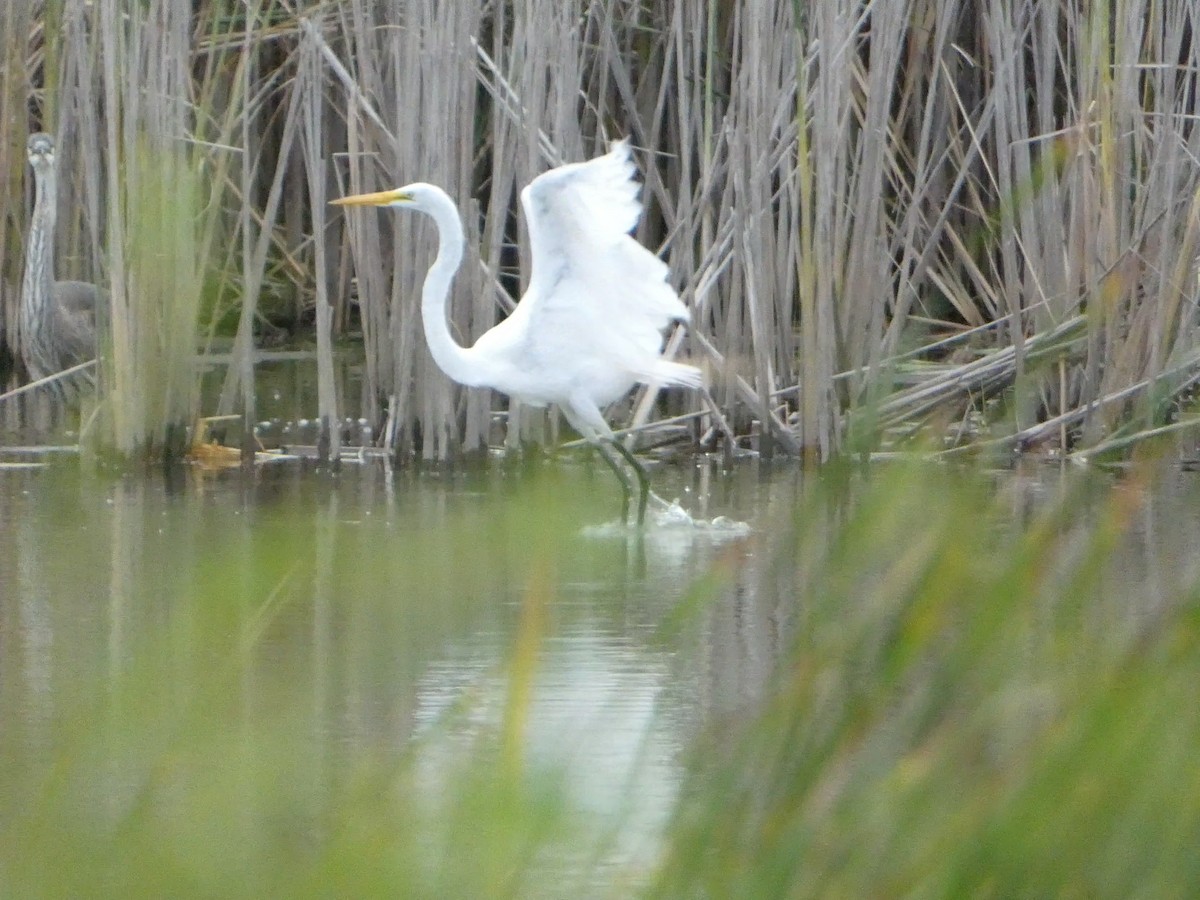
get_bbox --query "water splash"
[581,495,751,540]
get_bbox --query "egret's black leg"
[609,439,650,525]
[563,397,646,526]
[595,441,635,523]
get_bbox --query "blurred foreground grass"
[2,460,1199,897]
[653,461,1200,898]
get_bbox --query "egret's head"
[330,182,438,212]
[27,133,55,171]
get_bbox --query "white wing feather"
[471,141,696,409]
[520,139,688,326]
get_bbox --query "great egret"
[19,132,100,394]
[332,140,702,524]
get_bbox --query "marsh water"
[0,436,775,885]
[4,387,1200,891]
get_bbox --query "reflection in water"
[0,457,755,886]
[15,502,54,753]
[3,454,1195,889]
[413,627,678,872]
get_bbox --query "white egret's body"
[333,140,702,522]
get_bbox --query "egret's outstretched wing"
[506,140,695,388]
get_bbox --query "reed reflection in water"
[3,458,1200,894]
[0,459,759,892]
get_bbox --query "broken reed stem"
[0,359,96,404]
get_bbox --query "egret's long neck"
[419,188,483,387]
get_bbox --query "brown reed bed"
[1,1,1198,464]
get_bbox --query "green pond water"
[0,448,776,893]
[4,405,1200,894]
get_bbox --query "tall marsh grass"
[2,1,1199,461]
[95,141,203,457]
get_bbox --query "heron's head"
[27,133,55,171]
[330,182,441,213]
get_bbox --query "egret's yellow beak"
[329,188,411,207]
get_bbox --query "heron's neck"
[419,188,484,387]
[20,166,56,332]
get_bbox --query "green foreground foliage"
[654,461,1200,897]
[2,460,1199,896]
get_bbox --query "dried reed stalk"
[299,22,339,461]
